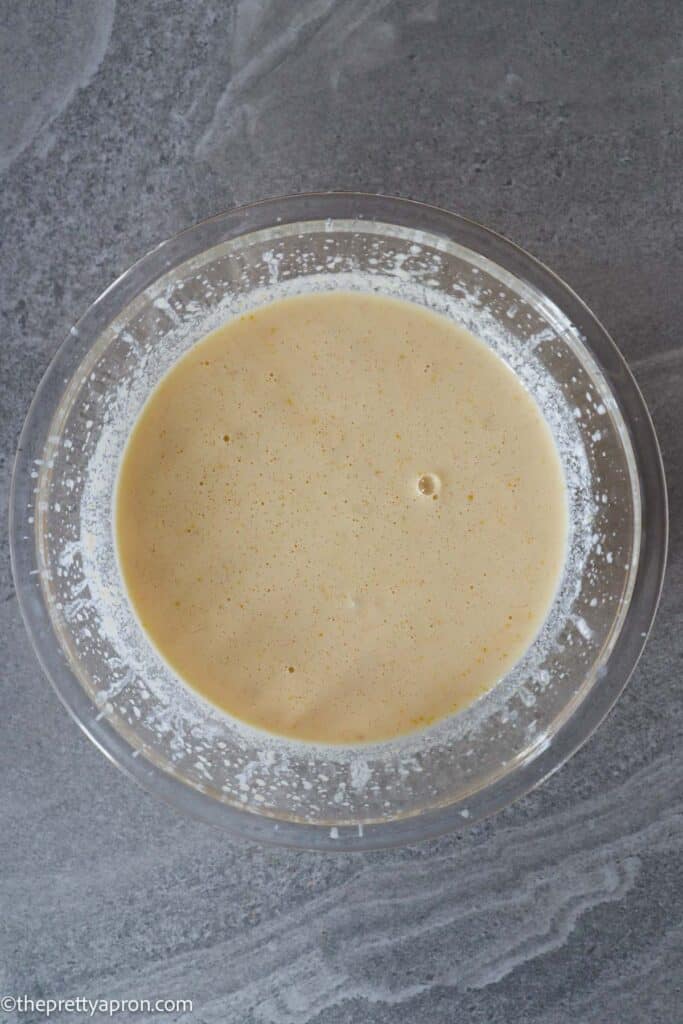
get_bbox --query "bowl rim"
[10,191,669,850]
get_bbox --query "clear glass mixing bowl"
[10,193,667,850]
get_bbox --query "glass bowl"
[10,193,667,850]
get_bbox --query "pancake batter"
[116,292,567,743]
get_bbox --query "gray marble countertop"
[1,3,681,1022]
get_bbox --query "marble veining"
[0,0,115,174]
[195,0,399,160]
[26,755,677,1023]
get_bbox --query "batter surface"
[116,292,567,744]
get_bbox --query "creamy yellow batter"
[116,292,567,744]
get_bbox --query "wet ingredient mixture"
[116,292,567,743]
